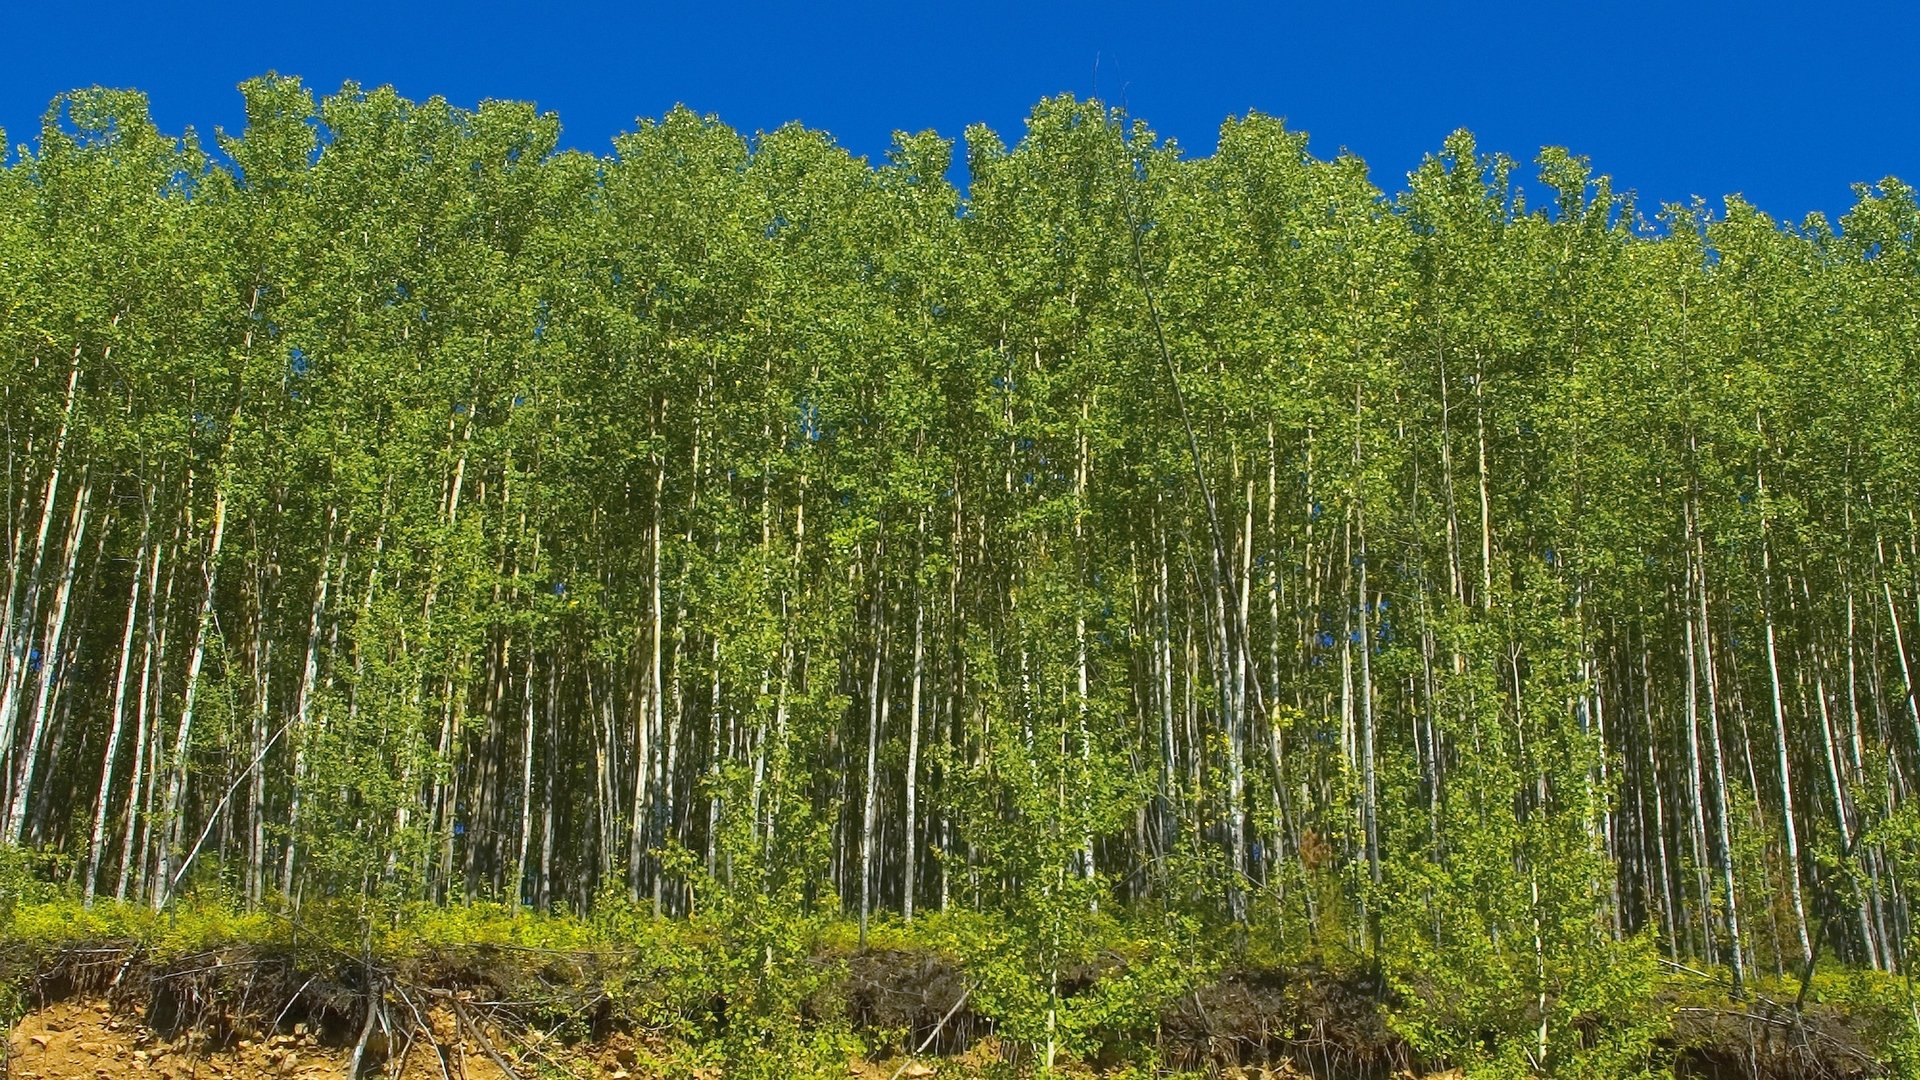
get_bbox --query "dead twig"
[438,993,522,1080]
[347,977,383,1079]
[887,980,978,1080]
[393,984,453,1080]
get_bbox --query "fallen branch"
[393,984,452,1080]
[346,981,381,1079]
[888,980,978,1080]
[437,993,522,1080]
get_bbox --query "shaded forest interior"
[4,75,1920,1075]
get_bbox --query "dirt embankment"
[5,1000,1335,1080]
[10,999,350,1080]
[5,997,664,1079]
[0,985,1424,1080]
[1,944,1896,1079]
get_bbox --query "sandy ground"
[2,999,592,1079]
[6,999,1459,1078]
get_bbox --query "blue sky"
[2,1,1914,226]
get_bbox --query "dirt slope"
[2,999,604,1079]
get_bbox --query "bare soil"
[4,945,1892,1078]
[4,998,659,1079]
[3,999,1464,1079]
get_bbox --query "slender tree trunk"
[283,512,335,900]
[1757,470,1812,967]
[1805,575,1879,967]
[1641,640,1679,950]
[120,501,179,904]
[8,468,91,841]
[1356,511,1380,898]
[1684,588,1716,962]
[156,469,231,909]
[539,661,557,913]
[860,563,887,945]
[1877,533,1920,762]
[0,345,82,776]
[245,551,275,908]
[1474,358,1493,612]
[1695,536,1746,995]
[631,463,664,899]
[514,653,537,910]
[905,586,925,921]
[87,492,152,904]
[704,637,723,879]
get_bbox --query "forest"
[2,74,1920,1077]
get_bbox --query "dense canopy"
[3,75,1920,1070]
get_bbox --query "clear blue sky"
[2,0,1914,226]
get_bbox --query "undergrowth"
[3,851,1915,1077]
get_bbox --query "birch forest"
[4,75,1920,1070]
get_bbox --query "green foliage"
[1376,589,1666,1077]
[2,75,1919,1077]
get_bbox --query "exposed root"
[2,941,1901,1078]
